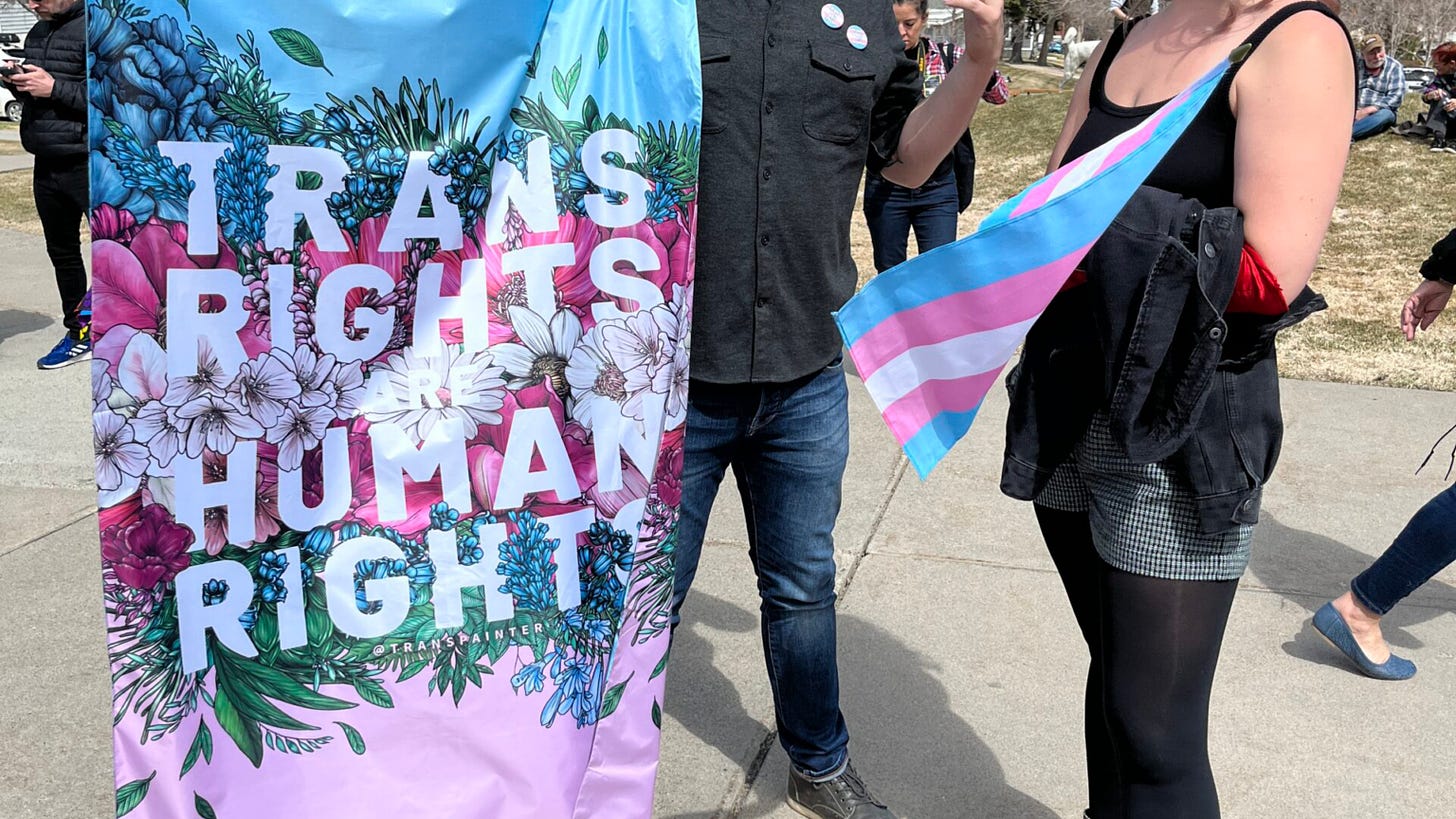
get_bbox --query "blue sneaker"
[37,332,92,370]
[1312,601,1416,681]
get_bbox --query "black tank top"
[1061,2,1345,208]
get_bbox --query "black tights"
[1036,505,1239,819]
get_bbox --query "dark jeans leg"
[738,362,851,776]
[669,366,852,776]
[32,156,89,335]
[908,173,960,256]
[863,174,912,273]
[1350,482,1456,615]
[1036,505,1121,818]
[1428,104,1451,140]
[1101,569,1237,819]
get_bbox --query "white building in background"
[0,2,37,44]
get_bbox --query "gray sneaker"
[787,761,895,818]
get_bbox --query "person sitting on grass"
[1353,33,1406,140]
[1421,41,1456,153]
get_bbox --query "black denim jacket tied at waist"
[1001,186,1327,534]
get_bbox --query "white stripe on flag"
[1047,124,1141,203]
[861,317,1041,409]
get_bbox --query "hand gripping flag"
[836,55,1239,479]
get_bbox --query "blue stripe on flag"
[903,402,986,479]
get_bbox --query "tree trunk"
[1036,17,1055,65]
[1011,18,1026,63]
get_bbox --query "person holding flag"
[677,1,1003,816]
[1008,1,1354,817]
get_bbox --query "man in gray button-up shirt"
[670,2,1004,816]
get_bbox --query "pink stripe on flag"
[881,368,1004,445]
[848,243,1094,379]
[1011,97,1183,218]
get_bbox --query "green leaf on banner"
[296,171,323,191]
[195,793,217,819]
[179,719,213,778]
[336,722,367,755]
[526,42,541,79]
[115,772,155,817]
[598,672,634,720]
[598,29,609,66]
[649,647,670,680]
[652,699,662,729]
[269,28,333,76]
[352,676,394,709]
[213,687,263,768]
[176,0,189,20]
[552,66,569,108]
[565,58,583,106]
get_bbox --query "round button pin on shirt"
[821,4,845,29]
[846,24,868,50]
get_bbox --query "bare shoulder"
[1233,6,1351,107]
[1245,6,1350,73]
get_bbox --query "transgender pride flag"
[837,57,1234,479]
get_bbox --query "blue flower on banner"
[259,550,288,582]
[457,532,484,567]
[646,179,682,224]
[87,9,224,221]
[260,578,287,604]
[353,558,406,615]
[238,604,259,632]
[215,125,278,249]
[511,661,546,695]
[339,522,364,542]
[497,511,559,612]
[201,579,229,607]
[542,651,599,728]
[302,526,335,560]
[429,502,460,531]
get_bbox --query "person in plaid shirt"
[1353,32,1406,140]
[1420,41,1456,152]
[863,0,1009,273]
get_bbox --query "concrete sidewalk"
[0,225,1452,818]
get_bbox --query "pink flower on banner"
[604,203,694,304]
[196,446,280,554]
[654,427,685,508]
[467,384,587,515]
[455,211,603,344]
[90,204,140,243]
[90,220,242,341]
[344,422,441,536]
[302,216,422,348]
[101,504,194,590]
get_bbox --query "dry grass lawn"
[850,65,1456,391]
[0,168,39,235]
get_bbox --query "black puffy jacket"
[16,3,87,158]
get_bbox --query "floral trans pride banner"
[88,0,698,815]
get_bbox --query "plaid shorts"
[1035,412,1253,581]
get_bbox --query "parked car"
[1,46,24,120]
[1,84,20,122]
[1407,66,1436,91]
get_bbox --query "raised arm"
[881,0,1004,188]
[1230,12,1354,295]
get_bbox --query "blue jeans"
[670,362,850,776]
[1351,482,1456,615]
[1352,107,1397,140]
[862,170,960,273]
